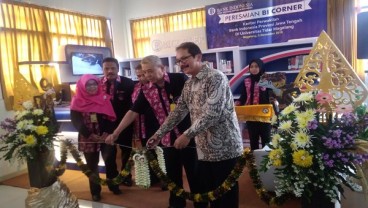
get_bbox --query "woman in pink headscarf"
[70,74,121,201]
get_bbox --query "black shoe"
[161,182,168,191]
[122,178,133,187]
[111,189,122,195]
[92,194,101,201]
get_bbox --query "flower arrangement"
[133,147,166,189]
[261,91,368,203]
[0,100,59,162]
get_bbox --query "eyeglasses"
[175,55,192,65]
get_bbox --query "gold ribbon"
[235,104,274,123]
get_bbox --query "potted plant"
[0,100,59,188]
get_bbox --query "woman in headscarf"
[235,59,272,150]
[70,74,121,201]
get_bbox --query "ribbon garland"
[49,140,251,202]
[48,140,294,204]
[47,140,304,204]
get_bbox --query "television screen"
[71,52,103,75]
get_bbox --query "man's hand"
[146,134,161,149]
[173,134,190,149]
[105,133,118,145]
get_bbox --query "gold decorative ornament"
[294,31,368,108]
[12,70,40,110]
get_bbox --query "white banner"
[150,27,207,56]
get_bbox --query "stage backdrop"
[205,0,327,49]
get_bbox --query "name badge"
[170,104,176,111]
[90,113,98,123]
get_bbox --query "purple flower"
[325,160,334,168]
[308,120,318,130]
[332,129,342,138]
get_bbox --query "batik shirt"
[155,64,243,161]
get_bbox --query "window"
[0,1,112,110]
[130,8,206,58]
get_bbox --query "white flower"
[155,147,166,174]
[133,153,150,188]
[15,110,28,120]
[271,115,278,125]
[271,134,281,147]
[16,120,26,130]
[281,104,297,115]
[32,109,43,116]
[293,92,313,103]
[22,101,33,110]
[293,131,311,148]
[279,120,293,132]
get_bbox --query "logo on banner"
[208,7,216,15]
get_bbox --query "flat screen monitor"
[71,52,103,75]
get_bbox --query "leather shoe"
[122,178,133,187]
[111,189,122,195]
[92,194,101,201]
[161,182,168,191]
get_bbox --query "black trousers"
[195,157,239,208]
[83,144,119,195]
[246,121,271,150]
[164,146,198,208]
[118,135,133,178]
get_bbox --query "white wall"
[0,85,27,181]
[20,0,229,60]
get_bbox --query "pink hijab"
[70,74,116,121]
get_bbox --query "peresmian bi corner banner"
[205,0,327,49]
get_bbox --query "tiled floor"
[0,185,123,208]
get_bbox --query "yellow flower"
[281,104,296,115]
[168,182,175,190]
[194,193,202,202]
[293,131,311,148]
[222,183,231,191]
[290,142,298,151]
[269,149,283,167]
[36,125,48,135]
[120,170,129,177]
[208,192,216,201]
[273,159,282,167]
[292,150,313,167]
[23,135,36,146]
[176,189,184,196]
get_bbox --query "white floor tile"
[0,185,124,208]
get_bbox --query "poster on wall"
[205,0,327,49]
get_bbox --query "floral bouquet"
[0,100,59,162]
[261,91,368,203]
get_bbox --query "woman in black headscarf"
[235,58,272,150]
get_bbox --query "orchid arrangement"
[261,91,368,203]
[0,100,59,162]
